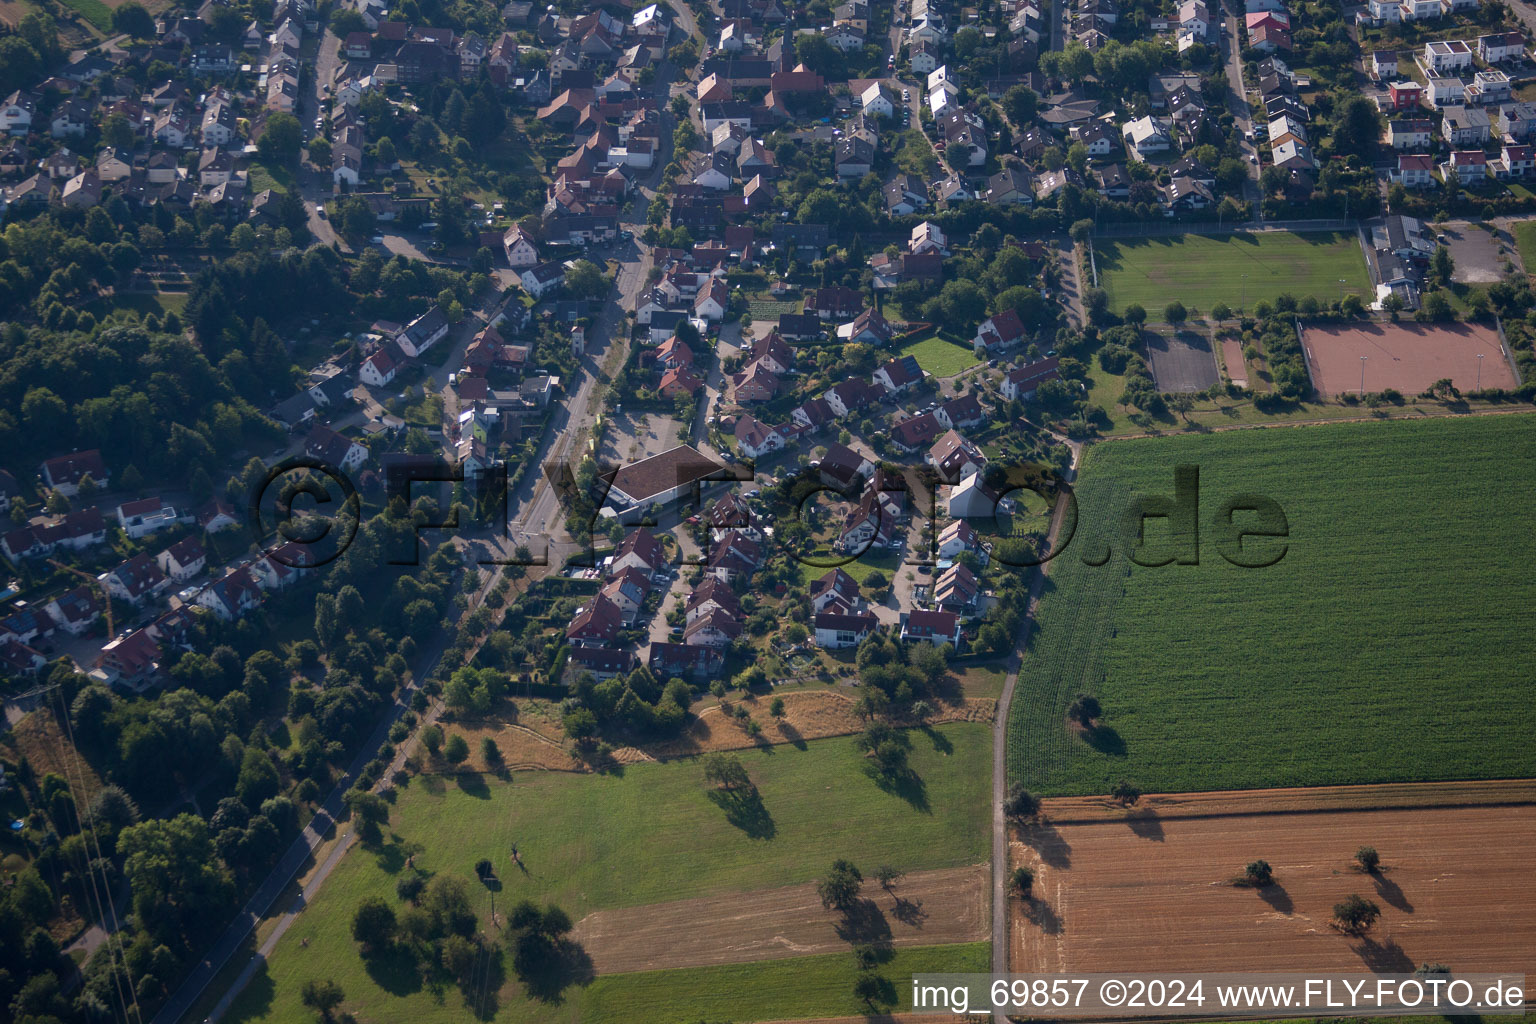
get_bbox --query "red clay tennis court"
[1301,321,1520,396]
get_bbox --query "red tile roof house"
[873,354,925,393]
[648,641,724,680]
[96,629,163,693]
[1000,357,1062,401]
[684,606,743,647]
[116,496,181,539]
[706,492,753,530]
[900,608,962,646]
[195,569,264,620]
[730,362,781,403]
[686,575,742,623]
[40,449,109,497]
[610,527,668,577]
[973,308,1026,352]
[104,553,169,606]
[810,567,862,613]
[814,609,879,648]
[600,568,651,624]
[708,530,762,580]
[891,411,945,452]
[569,645,635,680]
[45,586,101,636]
[928,430,988,483]
[567,594,625,645]
[817,442,874,490]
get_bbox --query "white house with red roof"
[157,536,208,582]
[567,594,625,645]
[41,449,108,497]
[900,608,962,646]
[116,496,181,539]
[360,349,398,387]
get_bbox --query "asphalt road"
[1223,14,1264,209]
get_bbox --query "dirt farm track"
[1012,782,1536,992]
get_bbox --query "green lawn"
[247,160,297,194]
[60,0,111,30]
[897,333,982,378]
[1512,219,1536,274]
[1095,231,1371,316]
[1007,414,1536,795]
[229,725,991,1024]
[580,942,990,1024]
[797,547,903,586]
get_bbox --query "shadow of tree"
[920,725,953,755]
[462,943,505,1020]
[1018,819,1072,869]
[221,950,274,1024]
[834,898,894,947]
[1352,937,1414,973]
[1371,870,1414,913]
[1125,808,1164,841]
[517,938,595,1003]
[866,761,930,813]
[891,895,927,929]
[1258,882,1294,915]
[1023,896,1064,935]
[455,773,491,799]
[363,942,424,997]
[1084,725,1127,757]
[706,787,777,839]
[775,721,809,750]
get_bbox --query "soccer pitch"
[1095,231,1372,315]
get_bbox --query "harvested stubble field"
[1012,784,1536,990]
[444,690,994,770]
[1007,414,1536,795]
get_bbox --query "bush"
[1004,784,1040,821]
[1333,893,1380,934]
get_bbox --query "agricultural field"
[1007,414,1536,795]
[897,332,983,378]
[1095,231,1371,315]
[1013,788,1536,982]
[228,725,991,1024]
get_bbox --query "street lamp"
[1477,352,1484,390]
[1360,354,1368,395]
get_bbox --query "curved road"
[989,436,1081,1024]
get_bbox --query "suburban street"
[1223,13,1265,209]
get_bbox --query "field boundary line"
[1039,778,1536,826]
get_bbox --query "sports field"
[228,725,991,1024]
[1095,231,1371,314]
[1006,414,1536,795]
[1302,321,1520,396]
[897,333,983,378]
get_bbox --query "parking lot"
[1440,221,1509,285]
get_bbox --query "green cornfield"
[1007,414,1536,795]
